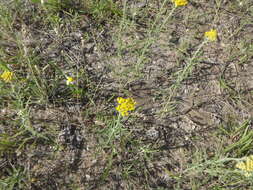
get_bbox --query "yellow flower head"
[236,155,253,177]
[171,0,188,7]
[204,29,218,41]
[116,97,136,116]
[66,76,75,85]
[1,71,13,82]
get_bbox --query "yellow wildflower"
[66,76,75,85]
[204,29,218,41]
[171,0,188,7]
[1,71,13,82]
[116,97,136,116]
[236,155,253,177]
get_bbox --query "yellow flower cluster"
[171,0,188,7]
[1,71,13,82]
[204,29,218,41]
[66,76,75,85]
[236,155,253,177]
[116,97,136,116]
